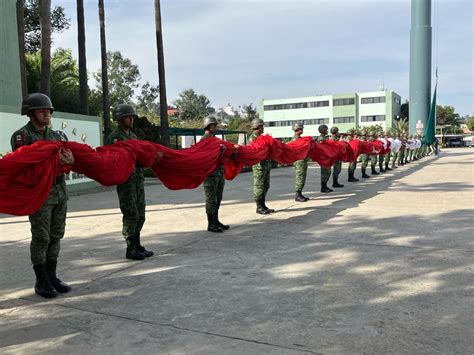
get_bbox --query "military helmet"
[318,124,328,133]
[293,122,304,131]
[251,118,264,129]
[346,129,355,136]
[330,126,339,135]
[360,129,367,136]
[113,104,137,121]
[203,116,218,129]
[21,93,54,116]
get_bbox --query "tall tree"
[436,105,461,127]
[39,0,51,96]
[174,89,215,121]
[77,0,88,114]
[98,0,110,142]
[24,0,70,53]
[154,0,169,146]
[93,51,141,108]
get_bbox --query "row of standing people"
[10,93,430,299]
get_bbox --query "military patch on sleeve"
[14,132,26,149]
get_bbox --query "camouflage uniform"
[316,135,332,184]
[250,131,272,202]
[292,133,308,192]
[329,134,342,182]
[201,133,225,215]
[106,128,145,245]
[11,122,68,266]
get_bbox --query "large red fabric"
[0,134,377,216]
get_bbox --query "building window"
[333,116,355,124]
[361,97,385,104]
[393,97,401,105]
[266,118,329,127]
[264,100,329,111]
[360,115,386,122]
[333,98,355,106]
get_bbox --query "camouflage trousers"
[204,166,225,214]
[332,160,342,180]
[348,160,357,174]
[378,154,385,168]
[370,155,378,169]
[321,167,332,184]
[392,152,399,166]
[398,150,405,164]
[29,199,67,265]
[294,159,308,192]
[253,161,271,201]
[117,172,145,243]
[384,152,392,165]
[360,154,369,169]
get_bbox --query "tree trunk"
[16,0,27,97]
[77,0,89,114]
[98,0,110,142]
[39,0,51,96]
[154,0,170,146]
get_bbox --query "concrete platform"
[1,148,473,354]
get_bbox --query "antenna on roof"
[379,76,385,91]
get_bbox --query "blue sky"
[52,0,473,116]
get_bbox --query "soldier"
[292,122,310,202]
[106,104,157,260]
[377,131,387,173]
[249,118,275,215]
[11,93,74,298]
[316,125,333,192]
[345,129,359,182]
[359,130,371,178]
[384,131,394,171]
[329,126,344,188]
[398,133,407,165]
[201,116,235,232]
[369,132,380,175]
[391,134,401,168]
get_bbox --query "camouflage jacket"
[106,128,144,175]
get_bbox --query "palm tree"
[77,0,89,114]
[39,0,51,96]
[16,0,28,97]
[154,0,170,146]
[98,0,110,142]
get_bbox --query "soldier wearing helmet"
[200,116,235,232]
[383,131,394,171]
[359,129,372,178]
[315,124,333,193]
[344,128,360,182]
[292,122,309,202]
[329,126,344,189]
[367,132,380,175]
[106,104,157,261]
[10,93,74,299]
[249,118,274,214]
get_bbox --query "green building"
[258,89,401,138]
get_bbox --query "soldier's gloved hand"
[59,148,74,165]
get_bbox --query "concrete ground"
[0,148,473,354]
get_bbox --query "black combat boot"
[125,236,146,260]
[361,167,370,178]
[295,191,309,202]
[262,197,275,213]
[385,162,392,171]
[332,178,344,188]
[321,182,333,193]
[46,261,71,293]
[348,172,358,182]
[371,167,380,175]
[33,264,58,298]
[207,213,223,232]
[379,162,386,172]
[136,233,154,257]
[256,199,270,215]
[215,211,229,230]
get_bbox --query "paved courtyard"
[1,148,473,354]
